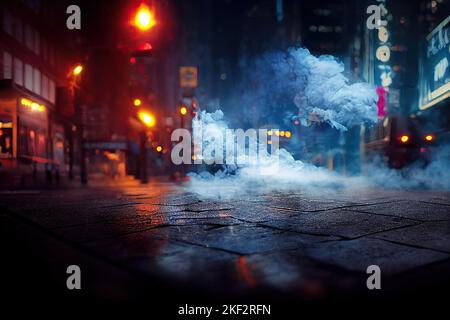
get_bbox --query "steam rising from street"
[187,48,450,199]
[237,48,378,130]
[289,48,378,131]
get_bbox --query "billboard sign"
[419,15,450,110]
[179,67,198,88]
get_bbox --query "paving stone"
[243,251,363,294]
[265,197,352,212]
[372,221,450,253]
[2,182,450,296]
[261,209,417,238]
[183,201,234,212]
[348,200,450,221]
[305,237,449,275]
[124,241,240,289]
[228,203,295,223]
[161,224,336,255]
[52,215,159,243]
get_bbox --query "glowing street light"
[134,98,142,107]
[138,111,156,127]
[179,106,188,116]
[72,64,83,76]
[134,4,156,31]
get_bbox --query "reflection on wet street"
[1,177,450,300]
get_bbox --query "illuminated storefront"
[418,15,450,110]
[0,89,50,170]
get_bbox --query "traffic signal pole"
[139,130,148,184]
[80,123,87,185]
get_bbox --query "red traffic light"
[134,4,156,31]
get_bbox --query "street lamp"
[133,98,142,107]
[72,64,83,76]
[136,110,155,184]
[179,106,188,116]
[67,63,87,184]
[138,111,156,127]
[134,4,156,31]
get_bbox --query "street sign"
[179,67,198,88]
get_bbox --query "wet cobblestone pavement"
[1,178,450,302]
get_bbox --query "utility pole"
[139,130,148,183]
[79,121,87,185]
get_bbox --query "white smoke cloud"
[185,48,449,199]
[187,109,364,200]
[187,111,450,199]
[289,49,378,131]
[362,146,450,190]
[240,48,378,130]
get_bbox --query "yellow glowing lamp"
[134,98,142,107]
[400,135,409,143]
[285,131,291,138]
[180,106,188,116]
[156,146,163,152]
[21,98,46,112]
[135,4,156,31]
[31,102,40,111]
[425,135,433,141]
[138,111,156,127]
[73,64,83,76]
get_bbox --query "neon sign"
[20,98,46,112]
[419,15,450,110]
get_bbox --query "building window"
[14,58,23,86]
[42,37,47,61]
[34,30,40,55]
[33,68,41,94]
[14,18,23,43]
[0,126,13,157]
[28,128,36,156]
[42,74,49,100]
[26,0,41,13]
[3,52,12,79]
[25,64,33,90]
[49,79,55,103]
[18,126,27,156]
[48,45,55,66]
[3,10,13,36]
[25,24,34,51]
[37,131,46,157]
